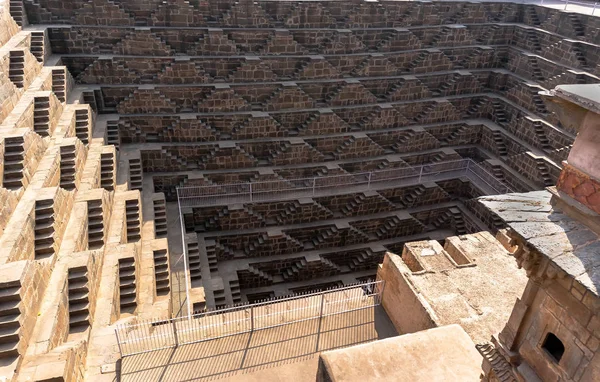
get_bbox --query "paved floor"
[118,305,397,382]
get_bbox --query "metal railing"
[537,0,599,14]
[172,159,511,329]
[176,159,513,208]
[115,280,384,357]
[433,0,600,16]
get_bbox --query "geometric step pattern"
[153,249,170,296]
[87,199,104,250]
[125,199,141,242]
[118,257,137,314]
[68,266,90,331]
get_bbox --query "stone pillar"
[542,84,600,234]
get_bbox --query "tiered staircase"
[87,200,104,249]
[492,131,508,156]
[100,153,114,191]
[432,210,453,229]
[533,121,552,151]
[442,125,468,145]
[30,31,45,62]
[128,158,142,190]
[528,57,544,81]
[245,233,268,255]
[247,265,273,284]
[525,29,542,51]
[0,279,21,359]
[153,249,170,296]
[375,217,401,239]
[466,98,486,116]
[125,199,141,242]
[490,100,509,125]
[311,226,338,248]
[429,27,450,47]
[34,199,55,258]
[403,185,426,206]
[152,198,167,238]
[215,242,235,259]
[105,121,120,150]
[282,258,308,281]
[341,193,367,215]
[535,159,554,186]
[8,50,24,88]
[350,250,374,270]
[118,257,137,313]
[391,131,416,152]
[51,68,66,102]
[9,0,24,26]
[75,109,89,144]
[526,6,541,26]
[68,267,90,331]
[406,51,428,71]
[187,240,203,281]
[2,137,25,190]
[59,145,77,190]
[569,14,585,37]
[33,96,50,136]
[414,103,437,122]
[229,280,241,304]
[449,208,467,235]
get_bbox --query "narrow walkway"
[178,160,508,208]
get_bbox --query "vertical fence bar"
[418,165,423,182]
[367,172,372,189]
[115,328,124,357]
[316,293,326,352]
[250,306,254,331]
[172,318,179,347]
[249,183,253,202]
[176,189,192,318]
[312,177,316,196]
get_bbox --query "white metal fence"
[433,0,600,16]
[176,159,513,208]
[115,280,384,357]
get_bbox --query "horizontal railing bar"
[116,280,384,356]
[175,159,511,208]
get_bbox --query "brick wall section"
[556,163,600,215]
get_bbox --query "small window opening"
[542,332,564,362]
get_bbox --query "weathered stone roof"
[479,190,600,297]
[553,84,600,116]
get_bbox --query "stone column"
[541,84,600,234]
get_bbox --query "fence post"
[367,172,372,189]
[312,177,316,196]
[250,306,254,332]
[418,165,423,183]
[316,293,326,352]
[564,0,569,10]
[115,328,124,357]
[594,2,598,15]
[249,182,253,202]
[172,318,179,347]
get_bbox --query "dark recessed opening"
[542,332,565,363]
